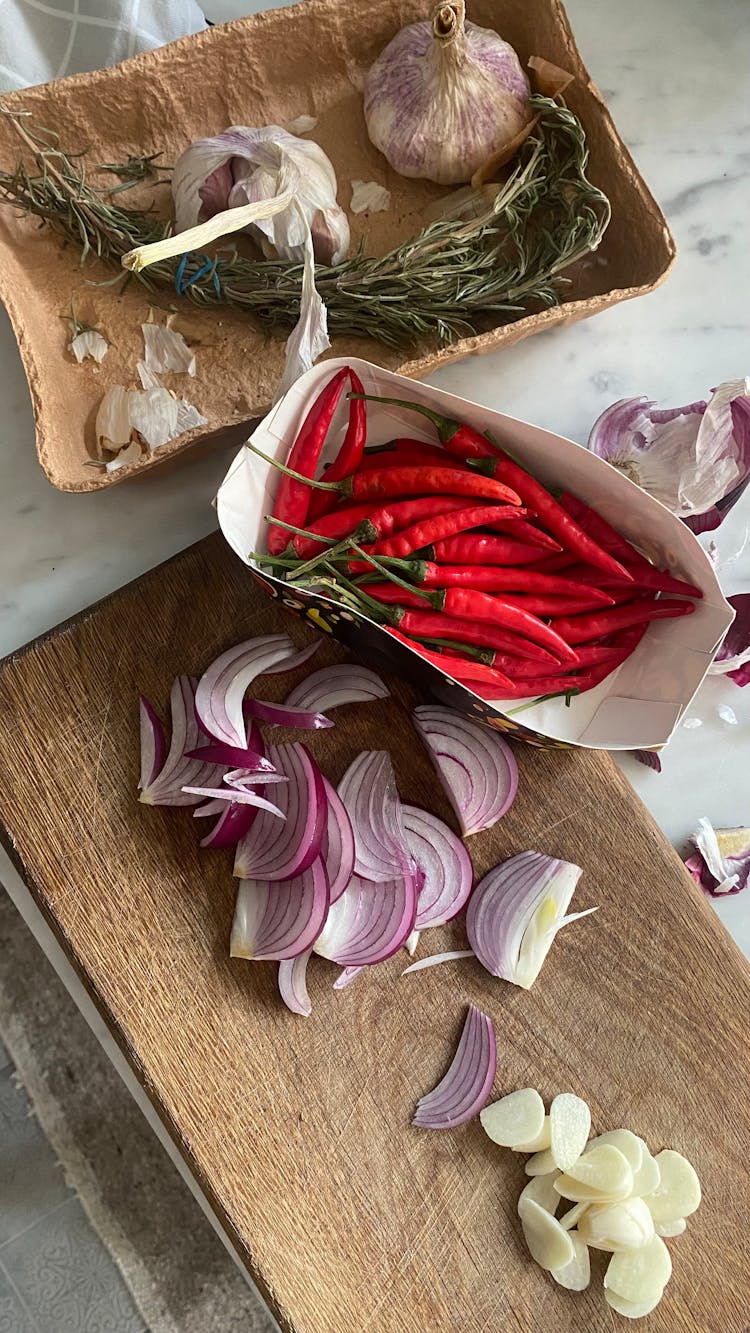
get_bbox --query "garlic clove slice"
[519,1199,575,1272]
[643,1150,701,1222]
[578,1197,655,1252]
[586,1128,643,1173]
[604,1235,672,1303]
[554,1144,633,1202]
[525,1148,557,1177]
[480,1088,545,1149]
[550,1093,591,1170]
[655,1217,686,1237]
[514,1114,551,1153]
[551,1231,590,1291]
[518,1172,560,1218]
[604,1287,666,1319]
[631,1148,661,1197]
[558,1201,589,1230]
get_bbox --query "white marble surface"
[1,0,749,957]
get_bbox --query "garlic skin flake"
[364,0,530,185]
[95,372,207,459]
[142,323,196,376]
[350,180,391,214]
[70,328,108,364]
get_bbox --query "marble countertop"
[1,0,749,954]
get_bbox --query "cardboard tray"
[0,0,674,492]
[217,357,733,750]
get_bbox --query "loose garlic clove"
[525,1148,557,1177]
[551,1231,591,1291]
[655,1217,686,1237]
[480,1088,545,1149]
[604,1235,672,1303]
[554,1144,633,1203]
[558,1201,589,1230]
[514,1114,551,1153]
[604,1287,666,1319]
[631,1148,661,1197]
[550,1093,591,1170]
[586,1128,643,1173]
[644,1150,701,1222]
[519,1199,575,1272]
[518,1172,560,1218]
[578,1197,655,1252]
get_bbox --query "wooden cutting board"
[0,533,748,1333]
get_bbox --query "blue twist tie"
[175,253,223,297]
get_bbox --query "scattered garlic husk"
[285,115,318,135]
[350,180,391,214]
[364,0,531,185]
[70,328,109,364]
[142,322,196,376]
[95,370,206,459]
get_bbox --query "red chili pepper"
[488,518,561,551]
[357,440,463,470]
[498,594,617,616]
[412,566,613,601]
[307,369,367,522]
[363,594,561,662]
[432,534,550,566]
[559,495,704,598]
[557,560,703,600]
[386,628,514,688]
[435,587,578,661]
[267,367,350,555]
[499,641,628,678]
[344,466,521,507]
[550,598,696,646]
[291,496,491,559]
[360,504,523,562]
[350,393,497,460]
[528,552,578,574]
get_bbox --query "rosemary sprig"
[0,98,610,350]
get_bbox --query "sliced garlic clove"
[519,1198,575,1272]
[550,1093,591,1170]
[558,1201,589,1230]
[586,1128,644,1173]
[525,1148,557,1177]
[518,1172,560,1218]
[480,1088,545,1148]
[644,1150,701,1222]
[554,1144,633,1202]
[578,1197,654,1252]
[604,1286,666,1318]
[513,1114,551,1153]
[655,1217,686,1238]
[604,1235,672,1303]
[631,1148,661,1197]
[551,1231,591,1291]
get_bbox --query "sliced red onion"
[632,749,662,772]
[230,859,329,960]
[278,949,313,1016]
[466,851,593,989]
[140,676,225,806]
[314,870,416,966]
[320,777,355,903]
[185,741,274,770]
[413,705,518,836]
[337,750,409,882]
[194,798,226,818]
[222,767,288,790]
[139,696,166,790]
[182,785,285,814]
[195,634,296,749]
[404,929,420,956]
[261,639,320,675]
[684,817,750,897]
[233,743,327,881]
[285,663,389,712]
[709,593,750,686]
[245,698,333,730]
[199,800,260,850]
[401,805,473,930]
[402,950,474,975]
[413,1005,496,1130]
[333,965,365,989]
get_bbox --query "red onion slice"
[314,870,416,966]
[466,851,587,988]
[139,696,166,790]
[194,798,226,818]
[338,750,409,882]
[402,950,474,974]
[413,1004,496,1130]
[182,785,285,814]
[195,634,296,748]
[245,698,333,730]
[333,965,365,989]
[140,676,225,806]
[262,640,321,675]
[222,767,288,790]
[185,741,274,770]
[278,949,313,1016]
[401,805,474,929]
[413,705,518,836]
[233,743,327,881]
[285,664,389,712]
[199,800,260,850]
[230,859,329,960]
[320,777,355,903]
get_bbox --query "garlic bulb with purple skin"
[364,0,530,186]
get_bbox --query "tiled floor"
[0,1037,146,1333]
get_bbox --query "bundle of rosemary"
[0,100,609,351]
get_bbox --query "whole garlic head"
[364,0,531,186]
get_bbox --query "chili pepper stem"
[347,543,435,603]
[349,392,452,440]
[289,536,357,581]
[246,439,339,490]
[505,689,579,715]
[261,516,340,544]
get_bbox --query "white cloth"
[0,0,207,93]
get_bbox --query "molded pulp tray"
[0,0,674,491]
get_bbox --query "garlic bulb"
[171,126,349,265]
[364,0,530,185]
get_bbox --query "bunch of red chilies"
[259,367,701,701]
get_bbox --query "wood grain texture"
[0,533,748,1333]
